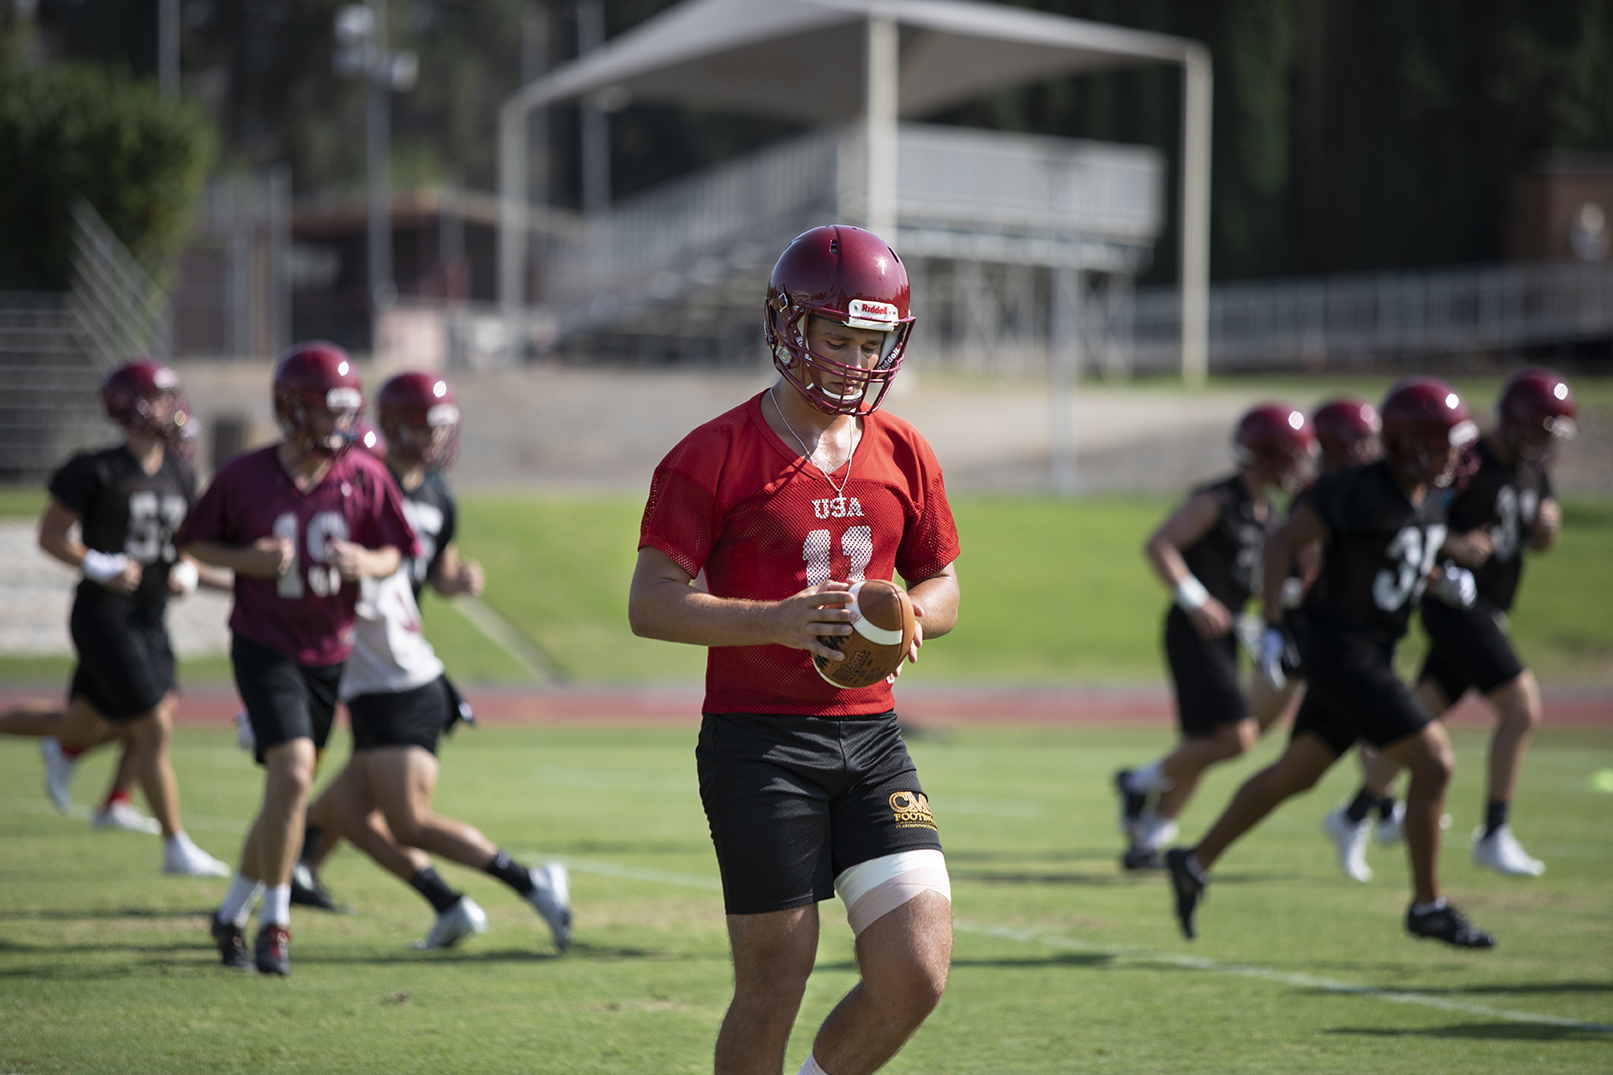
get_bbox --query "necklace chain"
[769,385,856,497]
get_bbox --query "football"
[813,579,917,689]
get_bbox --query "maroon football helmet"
[764,225,915,416]
[1312,398,1382,473]
[1497,367,1575,464]
[272,341,364,456]
[1381,377,1479,488]
[103,359,183,436]
[377,371,461,470]
[1232,404,1315,491]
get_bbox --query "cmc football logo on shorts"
[889,790,936,830]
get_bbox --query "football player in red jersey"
[179,342,416,976]
[1115,405,1315,870]
[1166,378,1496,949]
[0,361,230,874]
[1328,370,1574,880]
[630,226,960,1075]
[289,372,571,950]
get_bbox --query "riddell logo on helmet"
[848,299,897,324]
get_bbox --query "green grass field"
[2,722,1610,1074]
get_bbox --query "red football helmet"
[1497,367,1575,463]
[103,359,183,436]
[377,371,461,470]
[1312,398,1382,473]
[1232,404,1315,490]
[764,225,915,416]
[1381,377,1479,488]
[272,341,364,456]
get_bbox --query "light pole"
[335,2,417,355]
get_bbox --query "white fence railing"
[69,198,170,369]
[1133,259,1613,372]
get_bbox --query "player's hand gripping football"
[1187,597,1234,640]
[769,582,856,663]
[238,536,295,579]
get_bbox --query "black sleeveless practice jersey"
[1299,461,1449,642]
[393,467,456,597]
[1179,473,1272,610]
[48,445,197,607]
[1446,437,1553,611]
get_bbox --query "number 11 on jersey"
[804,525,872,586]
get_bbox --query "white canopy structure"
[498,0,1211,382]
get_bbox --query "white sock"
[219,874,264,928]
[796,1054,831,1075]
[1411,898,1448,915]
[1126,760,1166,793]
[261,884,292,927]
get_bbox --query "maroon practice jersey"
[178,446,417,666]
[640,393,961,716]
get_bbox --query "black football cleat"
[1121,845,1164,871]
[255,924,291,976]
[1406,902,1496,949]
[211,915,254,971]
[1165,848,1206,940]
[290,861,341,912]
[1113,769,1147,839]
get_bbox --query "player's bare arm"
[38,497,142,595]
[1261,503,1329,627]
[902,561,959,664]
[183,537,295,579]
[628,545,856,662]
[1530,497,1561,551]
[1146,490,1232,639]
[327,540,401,581]
[1442,528,1494,568]
[428,542,484,596]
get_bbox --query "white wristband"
[82,549,130,585]
[171,559,199,595]
[1175,575,1210,611]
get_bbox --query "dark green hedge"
[0,63,213,291]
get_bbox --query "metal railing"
[1132,259,1613,372]
[69,198,170,368]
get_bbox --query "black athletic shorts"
[348,676,452,755]
[696,710,943,916]
[68,592,175,721]
[1418,596,1526,704]
[1291,625,1432,757]
[1164,606,1247,735]
[231,635,343,765]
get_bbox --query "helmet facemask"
[384,402,462,471]
[279,386,363,457]
[767,304,911,417]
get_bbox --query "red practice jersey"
[640,393,961,716]
[179,446,418,666]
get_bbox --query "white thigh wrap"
[834,849,951,936]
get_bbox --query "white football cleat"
[416,896,489,949]
[41,738,76,812]
[1374,799,1405,846]
[163,833,231,876]
[1472,825,1545,877]
[94,800,162,834]
[1323,806,1373,882]
[527,862,572,950]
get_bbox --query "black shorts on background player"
[1418,596,1525,703]
[69,594,176,720]
[696,711,942,916]
[1164,607,1245,734]
[232,636,342,765]
[348,677,454,755]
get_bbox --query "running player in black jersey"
[1114,406,1315,869]
[1335,370,1574,879]
[289,372,571,950]
[1167,377,1496,949]
[0,361,229,876]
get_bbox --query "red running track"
[3,685,1609,728]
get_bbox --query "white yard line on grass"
[530,854,1613,1036]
